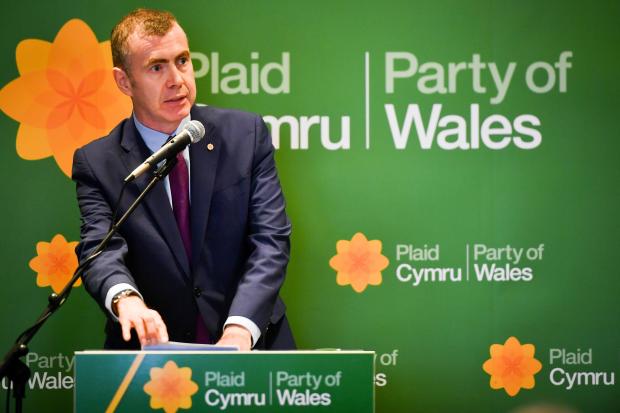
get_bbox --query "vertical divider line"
[365,52,370,149]
[466,244,470,281]
[269,371,273,405]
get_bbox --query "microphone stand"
[0,158,177,413]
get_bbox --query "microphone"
[124,120,206,182]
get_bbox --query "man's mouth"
[165,95,187,103]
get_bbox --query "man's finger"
[120,318,132,342]
[156,316,169,343]
[143,314,159,342]
[149,312,169,343]
[132,318,147,345]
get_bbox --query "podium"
[74,350,375,412]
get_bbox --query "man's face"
[114,23,196,134]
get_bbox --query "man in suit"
[72,8,294,351]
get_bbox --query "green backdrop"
[0,0,618,412]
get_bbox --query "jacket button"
[194,287,201,297]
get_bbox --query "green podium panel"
[74,350,374,412]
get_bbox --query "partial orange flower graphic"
[0,19,131,177]
[482,336,543,397]
[28,234,80,294]
[329,232,389,293]
[143,361,199,413]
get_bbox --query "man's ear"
[113,67,133,97]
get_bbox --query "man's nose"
[167,66,183,87]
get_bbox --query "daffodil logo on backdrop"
[0,19,131,177]
[329,232,389,293]
[143,360,199,413]
[482,336,543,396]
[28,234,81,293]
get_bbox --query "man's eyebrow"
[145,51,189,67]
[145,57,168,66]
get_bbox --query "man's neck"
[133,113,191,139]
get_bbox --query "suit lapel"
[119,118,191,278]
[189,108,220,270]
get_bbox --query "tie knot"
[175,151,186,165]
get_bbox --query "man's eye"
[178,57,188,65]
[151,64,161,72]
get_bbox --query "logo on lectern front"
[143,360,199,413]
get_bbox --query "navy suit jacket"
[72,105,294,349]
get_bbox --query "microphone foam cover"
[187,120,206,143]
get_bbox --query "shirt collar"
[133,114,192,154]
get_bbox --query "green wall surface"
[0,1,618,411]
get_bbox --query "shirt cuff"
[104,283,143,321]
[224,316,261,348]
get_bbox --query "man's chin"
[164,105,192,123]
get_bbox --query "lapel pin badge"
[207,143,214,151]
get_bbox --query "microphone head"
[186,120,206,143]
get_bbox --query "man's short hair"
[111,8,177,71]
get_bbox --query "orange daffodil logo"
[0,19,130,292]
[28,234,80,294]
[0,19,131,177]
[483,336,543,396]
[143,361,199,413]
[329,232,389,293]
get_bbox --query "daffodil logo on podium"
[482,336,543,396]
[0,19,131,177]
[329,232,389,293]
[143,361,199,413]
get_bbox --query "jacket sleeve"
[226,115,291,334]
[72,147,139,317]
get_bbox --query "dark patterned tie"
[169,152,191,261]
[168,151,210,343]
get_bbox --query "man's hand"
[216,324,252,351]
[116,296,169,346]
